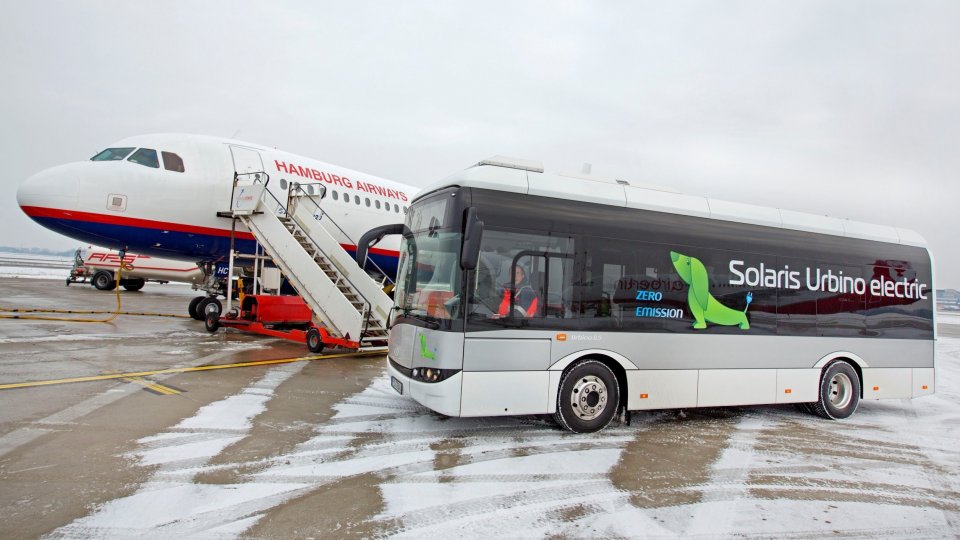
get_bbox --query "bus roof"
[417,159,927,248]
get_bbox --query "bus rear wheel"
[554,359,619,433]
[811,361,861,420]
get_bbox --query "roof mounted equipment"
[477,155,544,173]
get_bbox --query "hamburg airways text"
[274,160,409,201]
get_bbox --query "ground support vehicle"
[68,247,203,291]
[204,294,360,353]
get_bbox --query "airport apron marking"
[0,350,384,391]
[122,377,182,395]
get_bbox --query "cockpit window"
[127,148,159,168]
[161,151,185,172]
[90,148,135,161]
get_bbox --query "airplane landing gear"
[188,296,205,320]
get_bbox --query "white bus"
[374,157,936,433]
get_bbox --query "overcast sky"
[1,1,957,288]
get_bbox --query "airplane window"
[403,206,408,214]
[342,192,349,204]
[365,198,371,207]
[127,148,159,168]
[91,147,135,161]
[394,204,399,213]
[161,151,185,172]
[354,195,360,205]
[375,200,381,209]
[332,191,338,201]
[280,179,288,189]
[307,185,315,195]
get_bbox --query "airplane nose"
[17,163,81,218]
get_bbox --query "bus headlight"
[410,367,459,383]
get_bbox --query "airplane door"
[230,145,264,176]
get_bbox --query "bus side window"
[468,229,574,324]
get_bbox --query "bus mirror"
[461,208,484,270]
[356,223,407,268]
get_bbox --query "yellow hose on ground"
[0,261,189,322]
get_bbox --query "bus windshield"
[392,193,462,326]
[394,231,463,327]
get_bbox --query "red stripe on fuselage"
[21,205,401,257]
[20,205,257,241]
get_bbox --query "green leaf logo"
[420,333,436,360]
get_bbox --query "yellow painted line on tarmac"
[122,377,181,395]
[0,350,385,391]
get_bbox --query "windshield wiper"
[402,309,441,329]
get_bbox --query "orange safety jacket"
[498,286,538,317]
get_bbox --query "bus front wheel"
[811,361,861,420]
[554,359,620,434]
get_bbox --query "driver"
[497,264,539,317]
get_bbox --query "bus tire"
[122,278,145,291]
[188,296,204,320]
[811,361,861,420]
[306,328,324,353]
[204,312,220,333]
[92,271,116,291]
[197,297,222,319]
[554,359,620,433]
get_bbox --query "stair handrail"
[251,181,378,338]
[231,171,270,206]
[286,182,395,285]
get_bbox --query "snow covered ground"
[0,251,71,279]
[48,330,960,538]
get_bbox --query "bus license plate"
[391,376,403,395]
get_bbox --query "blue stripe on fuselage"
[31,217,399,278]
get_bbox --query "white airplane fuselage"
[17,134,415,277]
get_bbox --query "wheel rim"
[309,333,319,348]
[204,302,219,315]
[570,375,608,421]
[828,372,853,409]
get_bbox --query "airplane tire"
[122,279,145,292]
[197,297,222,319]
[92,271,116,291]
[306,328,324,353]
[204,312,220,333]
[188,296,204,320]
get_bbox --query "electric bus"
[372,157,935,433]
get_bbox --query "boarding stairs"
[229,174,392,348]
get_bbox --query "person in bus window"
[498,264,539,317]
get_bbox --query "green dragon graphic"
[670,251,751,330]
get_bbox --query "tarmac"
[1,276,959,538]
[0,278,387,537]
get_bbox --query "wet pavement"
[0,277,958,538]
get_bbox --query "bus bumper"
[387,362,462,417]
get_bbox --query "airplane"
[17,133,417,319]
